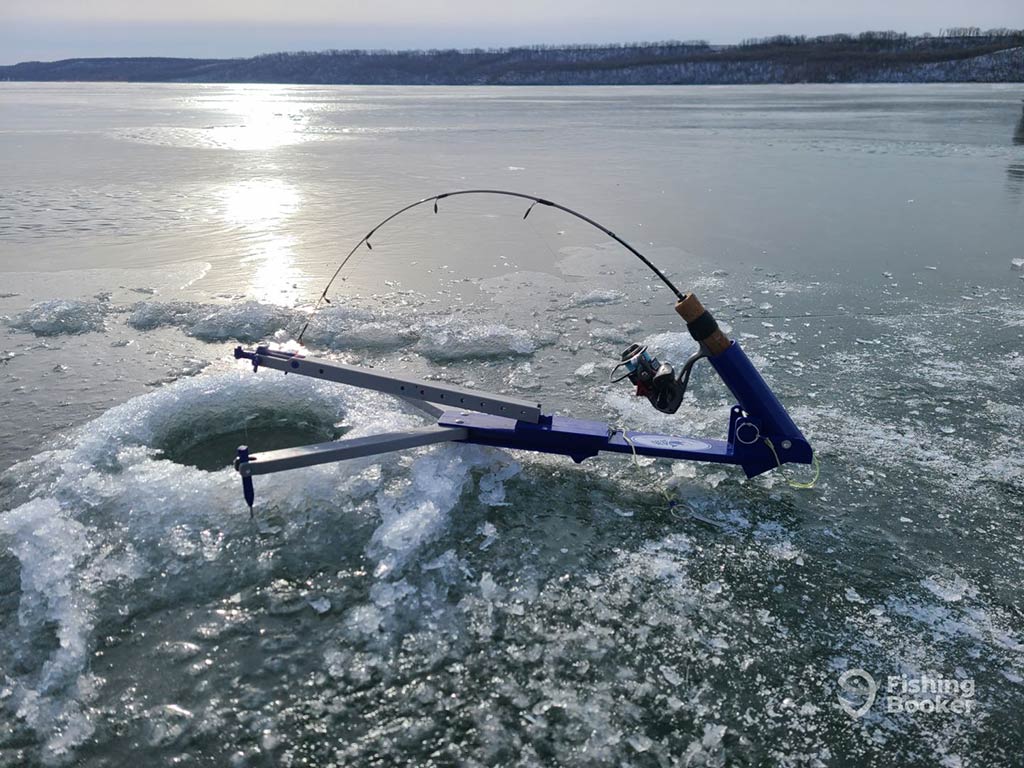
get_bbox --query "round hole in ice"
[156,406,348,472]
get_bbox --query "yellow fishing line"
[763,437,821,489]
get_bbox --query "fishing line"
[647,306,1005,323]
[296,190,686,342]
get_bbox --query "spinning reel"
[611,343,707,414]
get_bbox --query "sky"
[1,0,1022,64]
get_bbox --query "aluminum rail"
[237,425,469,477]
[234,346,543,423]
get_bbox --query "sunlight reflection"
[242,233,304,305]
[218,178,303,305]
[221,178,299,226]
[210,87,310,151]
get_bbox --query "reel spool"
[611,342,708,415]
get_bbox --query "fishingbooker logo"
[837,669,975,719]
[837,669,877,718]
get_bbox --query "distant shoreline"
[2,32,1023,85]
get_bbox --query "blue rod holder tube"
[708,341,813,467]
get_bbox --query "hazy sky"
[2,0,1022,64]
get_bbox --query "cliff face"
[2,36,1022,85]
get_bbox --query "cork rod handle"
[674,293,731,356]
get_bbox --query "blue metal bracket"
[432,342,811,479]
[230,334,812,509]
[431,339,812,479]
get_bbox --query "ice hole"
[156,406,347,471]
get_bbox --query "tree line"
[2,31,1022,84]
[739,28,1024,47]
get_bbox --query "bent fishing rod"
[297,189,689,343]
[229,190,816,510]
[297,188,733,404]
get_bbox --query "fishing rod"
[230,191,816,511]
[295,188,729,414]
[296,189,686,343]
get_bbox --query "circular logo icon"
[837,668,877,719]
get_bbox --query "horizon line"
[4,28,1024,68]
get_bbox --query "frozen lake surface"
[0,83,1022,766]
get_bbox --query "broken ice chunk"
[308,596,332,615]
[627,734,654,753]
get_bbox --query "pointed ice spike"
[237,445,255,512]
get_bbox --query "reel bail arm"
[611,293,729,414]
